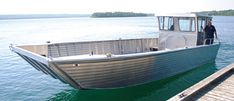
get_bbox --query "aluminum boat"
[10,13,220,89]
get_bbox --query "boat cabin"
[157,13,212,50]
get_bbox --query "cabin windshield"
[158,16,174,31]
[179,17,195,32]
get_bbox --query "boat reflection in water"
[11,13,220,89]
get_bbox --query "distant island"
[197,9,234,16]
[91,12,155,18]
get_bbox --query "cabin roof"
[156,13,211,17]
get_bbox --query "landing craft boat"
[10,13,220,89]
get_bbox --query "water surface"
[0,16,234,101]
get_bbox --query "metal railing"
[203,38,220,45]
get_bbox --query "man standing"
[204,21,217,44]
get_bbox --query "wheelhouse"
[157,13,212,50]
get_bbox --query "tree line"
[198,9,234,16]
[91,12,154,18]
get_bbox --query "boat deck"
[168,63,234,101]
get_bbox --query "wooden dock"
[168,63,234,101]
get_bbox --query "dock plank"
[168,63,234,101]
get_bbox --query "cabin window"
[158,16,174,31]
[198,18,206,32]
[179,17,195,32]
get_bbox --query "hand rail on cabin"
[203,38,220,45]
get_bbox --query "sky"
[0,0,234,14]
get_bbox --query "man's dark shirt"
[204,25,216,38]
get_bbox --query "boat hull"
[13,44,220,89]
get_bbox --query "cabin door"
[197,17,206,45]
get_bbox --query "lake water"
[0,16,234,101]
